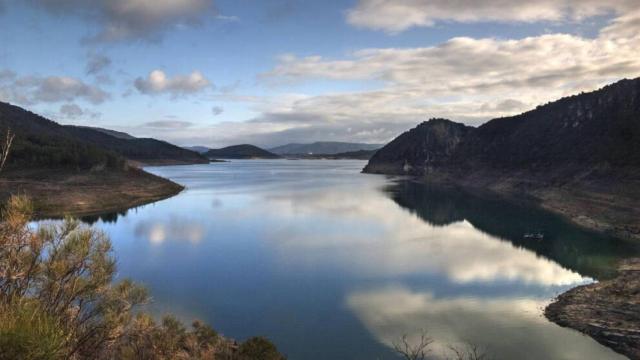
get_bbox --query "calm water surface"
[73,160,640,359]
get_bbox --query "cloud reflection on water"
[259,185,587,287]
[134,217,205,245]
[346,285,624,359]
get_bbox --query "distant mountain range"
[269,141,382,155]
[364,78,640,240]
[0,101,208,169]
[302,149,378,160]
[183,146,211,154]
[205,144,280,159]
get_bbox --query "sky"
[0,0,639,148]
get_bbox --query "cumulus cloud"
[59,103,83,118]
[346,0,638,32]
[114,8,640,147]
[86,53,112,75]
[134,70,211,96]
[28,0,217,42]
[0,72,110,105]
[58,103,101,120]
[245,10,640,145]
[142,120,194,129]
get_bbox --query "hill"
[0,101,208,167]
[183,145,210,154]
[269,141,381,155]
[0,101,194,216]
[364,78,640,240]
[76,126,137,140]
[205,144,280,159]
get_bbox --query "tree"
[0,128,14,174]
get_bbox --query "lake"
[68,160,640,359]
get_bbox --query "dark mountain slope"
[63,126,208,165]
[0,101,208,167]
[205,144,280,159]
[456,79,640,170]
[365,119,473,174]
[75,126,136,140]
[364,78,640,240]
[0,102,123,170]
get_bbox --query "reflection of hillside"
[386,181,640,280]
[81,210,129,224]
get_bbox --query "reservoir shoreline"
[0,166,184,218]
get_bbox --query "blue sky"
[0,1,639,147]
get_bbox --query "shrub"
[0,195,285,360]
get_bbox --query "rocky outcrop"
[545,259,640,359]
[363,119,472,175]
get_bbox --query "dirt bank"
[0,167,183,217]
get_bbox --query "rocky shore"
[0,167,183,218]
[545,259,640,359]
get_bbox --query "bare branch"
[447,343,490,360]
[393,330,433,360]
[0,128,15,174]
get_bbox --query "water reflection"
[61,161,635,360]
[260,181,587,287]
[134,218,205,245]
[386,181,640,280]
[347,286,621,359]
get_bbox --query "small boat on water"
[524,232,545,240]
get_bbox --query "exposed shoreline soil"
[545,259,640,359]
[0,167,184,218]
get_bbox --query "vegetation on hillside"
[365,78,640,175]
[0,196,285,360]
[0,101,207,170]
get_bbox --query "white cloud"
[58,103,101,120]
[134,70,211,96]
[29,0,217,42]
[346,0,638,32]
[59,103,83,118]
[0,72,110,105]
[247,10,640,145]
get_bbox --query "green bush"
[0,300,67,360]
